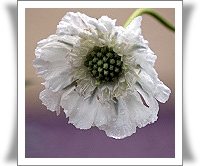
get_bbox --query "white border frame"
[18,1,182,165]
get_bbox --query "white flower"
[33,12,171,139]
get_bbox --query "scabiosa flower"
[33,12,171,139]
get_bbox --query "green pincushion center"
[84,46,123,85]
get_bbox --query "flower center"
[84,46,123,86]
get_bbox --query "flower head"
[33,12,171,139]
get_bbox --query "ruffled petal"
[88,18,107,35]
[154,80,171,103]
[61,91,83,117]
[61,91,96,129]
[93,90,117,127]
[93,104,110,127]
[136,70,171,103]
[99,96,137,139]
[42,68,73,92]
[56,12,86,35]
[33,35,78,92]
[37,41,71,62]
[98,16,116,33]
[100,87,160,139]
[125,16,142,36]
[134,84,159,126]
[39,89,63,115]
[62,89,118,130]
[57,12,98,40]
[33,58,69,80]
[69,100,96,129]
[134,47,158,80]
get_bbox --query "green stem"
[123,8,175,32]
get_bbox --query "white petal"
[34,39,76,92]
[134,48,158,79]
[135,84,159,124]
[67,93,97,129]
[33,58,70,80]
[136,50,157,68]
[100,96,137,139]
[35,35,59,58]
[68,107,95,129]
[93,90,116,127]
[89,19,107,34]
[98,16,116,32]
[125,16,142,36]
[34,56,75,92]
[63,89,120,130]
[137,70,170,103]
[43,68,74,92]
[154,80,171,103]
[39,89,63,115]
[76,79,96,98]
[39,41,71,62]
[59,12,88,29]
[61,90,82,117]
[94,104,109,127]
[137,70,155,95]
[57,12,98,40]
[56,14,82,36]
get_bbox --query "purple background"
[25,99,175,158]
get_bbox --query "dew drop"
[112,118,117,122]
[120,109,125,115]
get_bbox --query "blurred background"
[25,8,175,158]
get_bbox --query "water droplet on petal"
[120,109,125,115]
[112,118,117,122]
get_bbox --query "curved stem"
[123,8,175,32]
